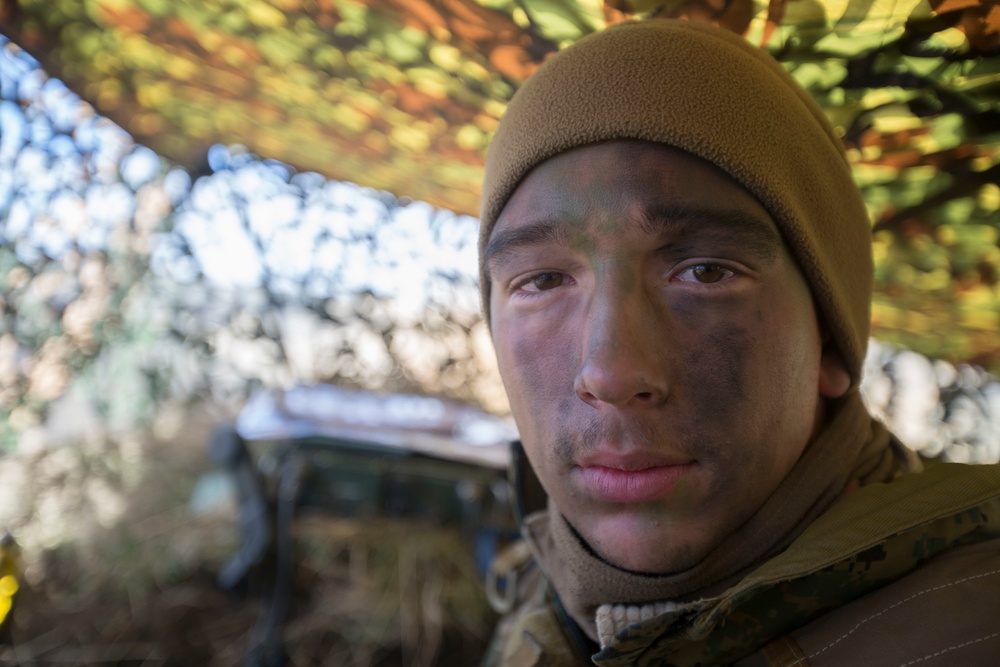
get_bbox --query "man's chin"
[576,515,707,576]
[600,549,700,577]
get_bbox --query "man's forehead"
[485,203,783,265]
[486,140,785,265]
[497,141,768,219]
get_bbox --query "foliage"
[0,39,504,453]
[2,0,998,366]
[0,38,167,448]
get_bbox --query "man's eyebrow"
[638,205,782,261]
[483,219,572,269]
[483,205,784,270]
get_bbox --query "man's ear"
[818,344,851,398]
[816,318,851,399]
[816,319,850,402]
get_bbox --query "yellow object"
[0,535,20,630]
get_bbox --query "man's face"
[486,141,834,574]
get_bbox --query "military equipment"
[211,384,518,666]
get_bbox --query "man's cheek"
[670,293,757,378]
[497,323,576,414]
[681,323,752,400]
[513,335,575,406]
[674,321,758,462]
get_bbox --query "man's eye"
[677,264,733,284]
[521,272,564,291]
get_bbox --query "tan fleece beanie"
[479,18,873,383]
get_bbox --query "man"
[478,19,1000,667]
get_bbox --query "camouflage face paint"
[489,141,825,574]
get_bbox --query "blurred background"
[0,0,998,665]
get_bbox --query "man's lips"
[573,453,694,504]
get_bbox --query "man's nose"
[574,284,669,409]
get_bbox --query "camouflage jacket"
[482,457,1000,666]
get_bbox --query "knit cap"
[479,19,873,383]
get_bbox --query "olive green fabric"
[590,462,1000,666]
[485,462,1000,666]
[479,18,873,384]
[766,538,1000,666]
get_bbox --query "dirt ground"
[2,519,494,666]
[0,405,496,666]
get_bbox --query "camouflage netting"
[0,34,509,456]
[0,35,997,465]
[2,0,999,365]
